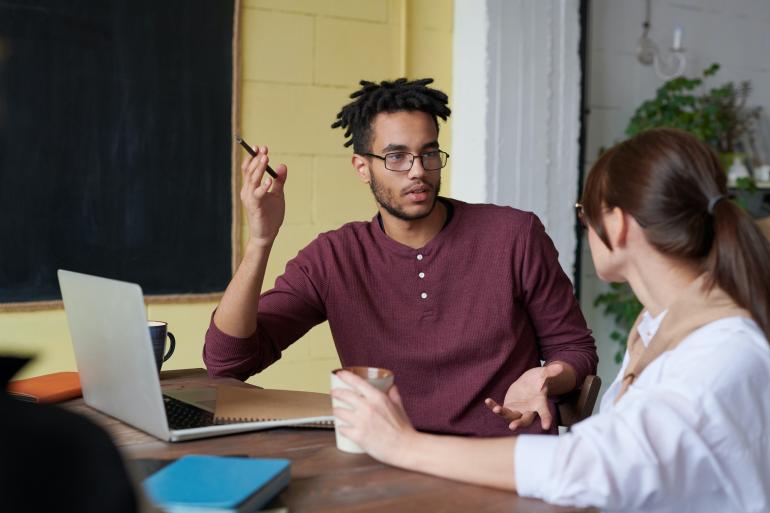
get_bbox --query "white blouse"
[515,316,770,513]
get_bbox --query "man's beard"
[369,173,441,221]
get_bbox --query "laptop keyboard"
[163,395,217,430]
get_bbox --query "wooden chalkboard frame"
[1,0,243,312]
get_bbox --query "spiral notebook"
[214,385,334,428]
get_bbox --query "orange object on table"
[7,372,81,403]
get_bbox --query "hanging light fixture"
[637,0,686,80]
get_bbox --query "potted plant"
[627,63,761,164]
[594,63,762,362]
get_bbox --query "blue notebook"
[143,455,291,513]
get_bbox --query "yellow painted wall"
[0,0,453,393]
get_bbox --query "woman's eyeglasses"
[575,203,587,230]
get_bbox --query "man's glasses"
[364,150,449,172]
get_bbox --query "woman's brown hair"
[581,128,770,340]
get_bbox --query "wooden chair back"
[558,374,602,428]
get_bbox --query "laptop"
[58,269,333,442]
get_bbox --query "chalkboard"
[0,0,236,307]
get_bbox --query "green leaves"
[594,282,643,364]
[625,63,761,155]
[703,62,720,77]
[735,176,758,193]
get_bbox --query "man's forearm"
[213,241,273,337]
[545,361,577,395]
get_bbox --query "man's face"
[360,111,442,222]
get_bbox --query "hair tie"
[707,194,729,215]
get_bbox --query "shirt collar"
[636,309,668,346]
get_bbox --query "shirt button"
[420,292,428,299]
[418,272,425,279]
[416,254,424,261]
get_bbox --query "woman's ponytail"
[706,199,770,340]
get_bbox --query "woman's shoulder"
[681,317,768,355]
[608,317,769,422]
[670,317,770,390]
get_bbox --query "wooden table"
[65,369,594,513]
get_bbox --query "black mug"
[148,321,176,373]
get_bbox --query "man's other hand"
[483,363,565,431]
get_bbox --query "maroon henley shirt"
[204,198,597,437]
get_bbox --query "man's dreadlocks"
[331,78,451,154]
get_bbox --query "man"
[204,78,597,437]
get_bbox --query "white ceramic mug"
[330,366,394,453]
[754,164,770,183]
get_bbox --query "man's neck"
[379,200,448,249]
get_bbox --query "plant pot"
[719,152,746,174]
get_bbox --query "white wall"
[582,0,770,395]
[452,0,583,278]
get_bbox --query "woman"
[332,128,770,512]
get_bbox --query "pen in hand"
[236,136,278,179]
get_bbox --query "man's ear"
[352,154,371,184]
[605,207,630,249]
